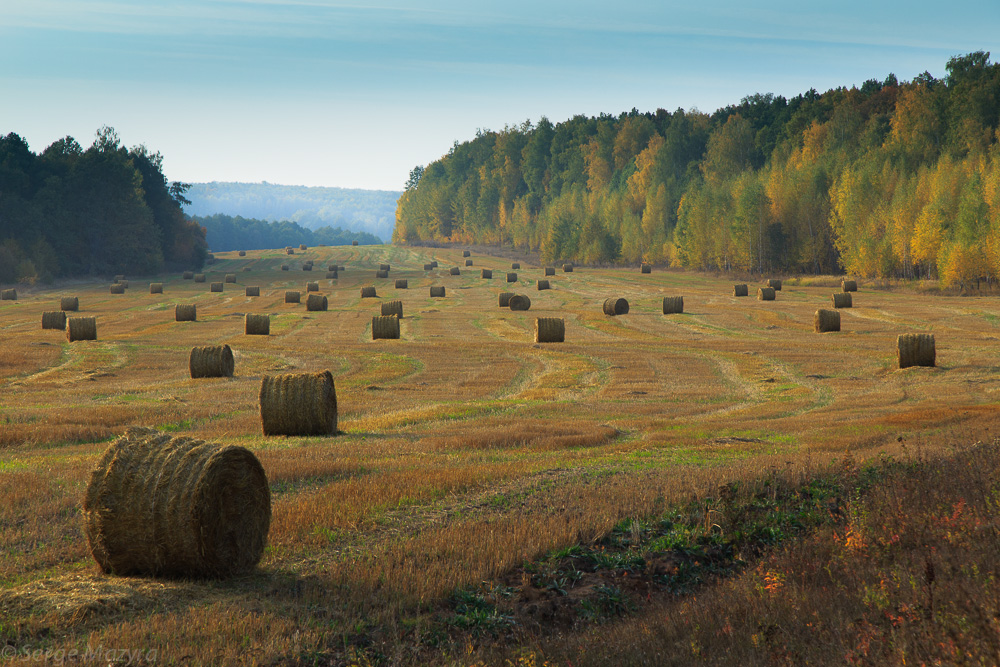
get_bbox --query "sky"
[2,1,999,192]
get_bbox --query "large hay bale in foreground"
[182,271,194,280]
[194,274,206,283]
[465,259,473,267]
[149,283,164,294]
[67,316,97,341]
[842,279,858,292]
[815,309,841,333]
[537,280,550,291]
[544,267,555,276]
[82,427,271,578]
[110,283,125,294]
[375,269,388,279]
[641,264,651,274]
[245,314,269,335]
[306,281,319,292]
[832,292,853,308]
[423,263,434,271]
[535,317,564,343]
[463,250,471,257]
[662,296,684,314]
[224,274,236,283]
[210,282,224,293]
[381,300,403,318]
[767,278,782,291]
[449,267,460,276]
[734,284,748,297]
[898,333,935,369]
[41,311,67,330]
[507,272,518,283]
[395,279,408,289]
[603,297,629,315]
[509,295,531,311]
[190,344,235,378]
[245,286,260,297]
[430,286,445,297]
[758,287,776,301]
[372,315,401,339]
[360,286,377,298]
[306,293,328,311]
[175,304,197,322]
[498,292,515,307]
[481,269,493,279]
[60,296,79,311]
[284,291,301,304]
[238,250,246,256]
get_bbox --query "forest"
[0,127,206,283]
[195,213,381,251]
[393,52,1000,285]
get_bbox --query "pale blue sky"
[2,1,998,190]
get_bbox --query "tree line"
[195,213,381,251]
[394,52,1000,286]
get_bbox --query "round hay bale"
[41,311,67,330]
[509,295,531,311]
[535,317,564,343]
[82,427,271,578]
[733,284,749,297]
[238,250,246,256]
[194,274,206,283]
[766,278,782,291]
[360,286,377,298]
[327,265,338,272]
[242,266,251,272]
[224,274,236,283]
[150,283,164,294]
[299,244,307,251]
[641,264,652,274]
[286,247,295,255]
[338,266,345,272]
[115,279,129,288]
[832,292,853,308]
[306,293,328,311]
[372,315,401,339]
[306,282,319,292]
[175,304,197,322]
[430,286,445,297]
[60,296,79,311]
[463,250,471,257]
[758,287,776,301]
[537,280,550,291]
[544,267,555,276]
[430,260,438,268]
[381,300,403,318]
[190,344,234,378]
[814,309,841,333]
[498,292,515,307]
[563,264,574,272]
[375,269,389,279]
[281,264,289,271]
[245,286,260,297]
[110,283,125,294]
[898,333,935,369]
[449,267,460,276]
[423,263,434,271]
[245,314,270,335]
[395,279,408,289]
[302,264,312,272]
[603,297,629,315]
[325,271,338,279]
[842,279,858,292]
[481,269,493,279]
[379,264,390,272]
[210,282,224,293]
[284,291,301,304]
[67,316,97,341]
[511,262,520,270]
[352,240,358,246]
[662,296,684,314]
[182,271,194,280]
[465,259,473,267]
[507,272,518,283]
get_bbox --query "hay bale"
[832,292,853,308]
[175,304,197,321]
[210,282,224,293]
[381,300,403,318]
[238,250,246,256]
[302,264,312,271]
[41,311,67,330]
[372,315,401,339]
[325,271,338,279]
[898,333,935,369]
[814,309,841,333]
[449,267,460,276]
[379,263,390,272]
[286,248,295,255]
[242,266,251,272]
[842,279,858,292]
[115,274,125,282]
[463,250,471,257]
[223,274,236,284]
[641,264,651,274]
[430,261,438,268]
[360,286,377,298]
[662,296,684,314]
[150,283,164,294]
[511,262,520,270]
[245,286,260,297]
[603,297,629,315]
[767,279,782,291]
[758,287,776,301]
[395,279,408,289]
[375,270,388,279]
[430,286,445,297]
[507,272,518,283]
[563,264,574,272]
[306,293,328,311]
[306,281,319,292]
[535,317,564,343]
[734,284,749,297]
[352,240,358,246]
[328,265,338,272]
[465,259,473,267]
[82,427,270,578]
[498,292,515,307]
[509,295,531,311]
[481,269,493,279]
[537,280,550,291]
[67,316,97,341]
[110,283,125,294]
[190,344,234,378]
[299,244,307,250]
[423,263,434,271]
[115,280,129,288]
[194,274,206,283]
[284,291,301,304]
[544,267,555,276]
[182,271,194,280]
[245,314,270,335]
[60,296,79,311]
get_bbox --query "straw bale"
[563,264,574,272]
[372,315,400,339]
[110,283,125,294]
[299,244,307,250]
[423,263,434,271]
[662,296,684,314]
[306,281,319,292]
[481,269,493,279]
[376,270,388,279]
[381,300,403,318]
[190,344,234,378]
[463,250,471,257]
[758,287,776,301]
[498,292,515,307]
[194,274,206,283]
[182,271,194,280]
[465,259,473,267]
[832,292,852,308]
[842,280,858,292]
[352,240,358,246]
[641,264,651,274]
[767,278,782,291]
[395,279,408,289]
[360,286,377,298]
[535,317,564,343]
[82,427,270,578]
[306,293,328,311]
[430,261,438,268]
[302,264,312,271]
[210,282,224,292]
[41,311,66,330]
[507,272,518,283]
[286,248,295,255]
[326,271,337,279]
[149,283,164,294]
[60,296,79,311]
[67,316,97,341]
[511,262,520,269]
[537,280,550,290]
[814,309,841,333]
[898,333,935,369]
[284,291,301,303]
[281,264,289,271]
[380,263,390,272]
[603,297,629,315]
[175,304,197,322]
[116,280,129,288]
[245,314,269,335]
[430,286,445,297]
[242,266,251,272]
[733,284,748,297]
[449,267,460,275]
[508,295,531,311]
[245,286,260,297]
[544,267,555,276]
[238,250,246,256]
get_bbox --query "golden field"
[1,245,999,666]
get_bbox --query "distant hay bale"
[603,297,629,315]
[360,286,377,298]
[284,291,301,303]
[149,283,163,294]
[194,274,206,283]
[67,316,97,342]
[758,287,776,301]
[245,286,260,297]
[814,309,841,333]
[767,279,782,291]
[376,270,389,279]
[306,281,319,292]
[306,293,328,311]
[302,264,312,271]
[182,271,194,280]
[115,280,129,288]
[507,272,518,283]
[82,426,270,578]
[535,317,564,343]
[563,264,574,272]
[41,311,67,330]
[734,284,749,297]
[395,279,408,289]
[190,344,234,378]
[245,313,269,335]
[465,259,473,267]
[60,296,79,311]
[210,282,224,292]
[381,299,403,318]
[352,240,358,246]
[463,250,471,257]
[175,304,197,321]
[281,264,289,271]
[450,267,460,275]
[326,271,338,279]
[327,264,337,272]
[662,296,684,314]
[498,292,515,307]
[511,262,520,270]
[238,250,246,256]
[544,267,555,276]
[842,279,858,292]
[423,263,434,271]
[508,295,531,311]
[430,286,445,297]
[537,280,550,290]
[372,315,401,339]
[898,333,935,369]
[299,244,307,250]
[832,292,853,308]
[242,266,251,272]
[110,283,125,294]
[379,264,390,272]
[481,269,493,279]
[641,264,651,274]
[286,248,295,255]
[430,261,438,268]
[337,265,345,272]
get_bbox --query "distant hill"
[193,214,381,252]
[184,182,401,243]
